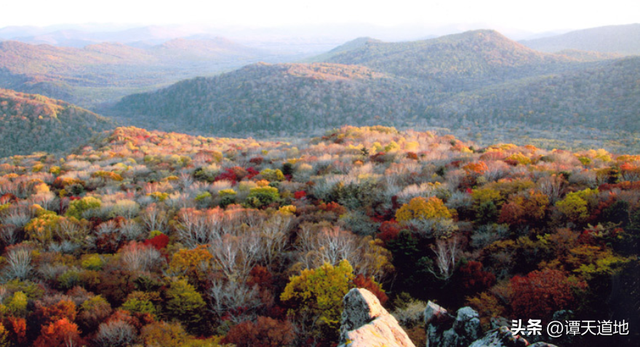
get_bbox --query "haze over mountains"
[0,37,293,107]
[1,23,639,156]
[521,23,640,55]
[106,28,640,152]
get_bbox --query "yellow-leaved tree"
[395,196,457,238]
[280,260,354,345]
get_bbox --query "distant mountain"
[316,30,592,91]
[0,89,114,157]
[0,26,50,41]
[150,38,264,61]
[431,56,640,132]
[521,24,640,55]
[554,49,623,62]
[304,37,382,62]
[106,62,418,136]
[1,25,210,47]
[106,30,637,151]
[0,38,287,107]
[0,24,377,54]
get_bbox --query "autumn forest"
[0,22,639,347]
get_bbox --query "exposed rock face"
[338,288,415,347]
[425,301,482,347]
[425,303,559,347]
[467,326,529,347]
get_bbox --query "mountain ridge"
[0,37,290,107]
[521,23,640,55]
[0,88,115,157]
[105,30,637,152]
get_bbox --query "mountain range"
[0,23,639,156]
[521,23,640,55]
[105,29,639,152]
[0,37,294,107]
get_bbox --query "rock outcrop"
[424,302,558,347]
[467,326,529,347]
[338,288,415,347]
[425,301,482,347]
[337,291,559,347]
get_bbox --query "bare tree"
[221,206,267,236]
[209,233,262,281]
[208,279,261,323]
[94,320,136,347]
[55,218,90,244]
[259,213,292,266]
[536,175,565,203]
[118,219,143,241]
[175,207,225,247]
[430,235,461,281]
[294,221,393,280]
[0,224,21,246]
[296,222,358,269]
[140,203,168,233]
[2,245,33,280]
[1,206,31,229]
[175,208,214,247]
[30,191,57,211]
[120,242,164,273]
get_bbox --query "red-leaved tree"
[223,316,295,347]
[509,268,586,320]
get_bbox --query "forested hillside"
[0,125,637,346]
[108,62,427,136]
[430,56,640,134]
[319,30,590,90]
[108,31,639,153]
[0,89,114,157]
[0,38,288,107]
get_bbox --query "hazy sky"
[2,0,638,33]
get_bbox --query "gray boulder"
[425,302,481,347]
[468,326,529,347]
[424,303,558,347]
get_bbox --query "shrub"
[246,186,280,208]
[77,295,112,333]
[396,196,452,222]
[143,233,170,250]
[260,168,285,181]
[122,297,157,317]
[81,254,104,271]
[165,279,207,334]
[24,211,61,245]
[65,196,101,220]
[140,321,189,347]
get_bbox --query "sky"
[2,0,638,34]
